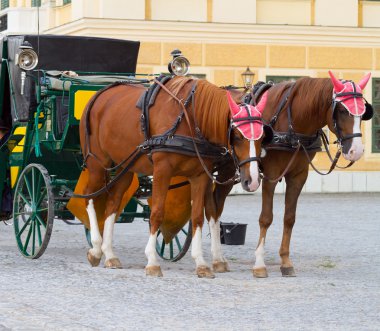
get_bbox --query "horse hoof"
[253,267,268,278]
[87,250,101,267]
[212,261,230,273]
[145,265,163,277]
[281,266,296,277]
[105,258,122,269]
[196,266,215,278]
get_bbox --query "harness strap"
[153,78,238,186]
[71,148,144,199]
[261,143,301,183]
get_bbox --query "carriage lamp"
[15,41,39,95]
[168,49,190,76]
[241,66,255,89]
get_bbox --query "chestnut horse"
[208,71,372,277]
[80,76,268,278]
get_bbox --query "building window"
[63,0,71,5]
[372,78,380,153]
[0,0,9,10]
[32,0,41,7]
[266,75,302,84]
[0,13,7,31]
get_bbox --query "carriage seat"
[43,71,142,91]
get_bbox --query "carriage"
[0,34,192,261]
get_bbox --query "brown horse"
[207,71,372,276]
[252,71,372,277]
[79,76,268,278]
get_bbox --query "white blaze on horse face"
[87,199,102,259]
[343,117,364,161]
[209,218,226,263]
[253,238,266,270]
[145,231,160,267]
[191,226,207,267]
[101,213,117,261]
[248,141,260,192]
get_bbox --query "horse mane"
[169,76,230,145]
[290,77,334,124]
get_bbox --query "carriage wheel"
[156,220,192,262]
[13,164,54,259]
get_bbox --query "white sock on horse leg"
[87,199,103,259]
[253,238,266,270]
[145,231,160,267]
[191,226,207,267]
[101,213,117,261]
[209,218,225,263]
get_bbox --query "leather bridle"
[228,104,265,169]
[331,81,364,145]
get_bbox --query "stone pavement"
[0,193,379,330]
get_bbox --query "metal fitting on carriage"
[168,49,190,76]
[15,41,39,95]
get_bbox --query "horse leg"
[280,170,308,277]
[145,166,172,277]
[252,179,277,278]
[85,166,108,267]
[205,182,233,273]
[191,173,215,278]
[86,198,103,267]
[102,173,135,269]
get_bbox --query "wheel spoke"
[169,240,173,259]
[16,217,31,237]
[160,238,166,256]
[36,219,42,246]
[35,214,47,229]
[23,175,33,202]
[181,228,188,236]
[174,235,182,251]
[31,219,36,256]
[34,172,42,205]
[18,192,32,208]
[36,207,48,213]
[36,188,47,208]
[22,220,34,253]
[32,167,35,203]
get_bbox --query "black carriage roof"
[4,34,140,73]
[0,34,140,124]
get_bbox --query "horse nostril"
[244,179,251,188]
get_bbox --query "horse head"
[226,91,271,192]
[328,71,372,161]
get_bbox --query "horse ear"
[328,70,344,92]
[358,72,371,90]
[226,91,240,116]
[256,91,268,114]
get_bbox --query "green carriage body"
[0,34,191,261]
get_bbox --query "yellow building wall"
[7,0,380,173]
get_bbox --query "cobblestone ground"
[0,193,379,331]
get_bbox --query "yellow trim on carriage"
[10,126,27,188]
[74,90,97,120]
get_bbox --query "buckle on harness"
[221,147,229,156]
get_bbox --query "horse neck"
[290,78,333,134]
[194,82,230,146]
